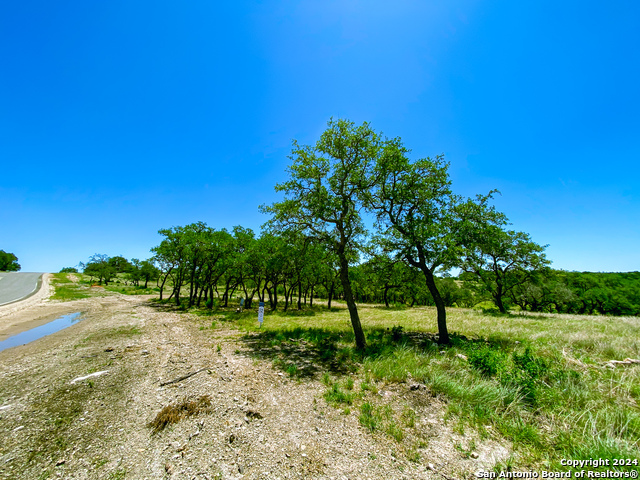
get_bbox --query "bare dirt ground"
[0,286,509,480]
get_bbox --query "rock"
[70,370,109,384]
[56,459,65,466]
[456,354,468,361]
[409,383,426,391]
[471,452,479,459]
[246,410,263,420]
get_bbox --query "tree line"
[68,119,638,349]
[72,245,640,317]
[68,254,160,288]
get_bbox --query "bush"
[468,345,507,377]
[509,347,550,403]
[205,298,219,309]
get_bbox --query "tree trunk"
[174,284,181,306]
[338,254,366,350]
[420,266,450,345]
[158,268,172,301]
[283,280,289,312]
[494,282,507,313]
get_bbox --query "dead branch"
[160,367,211,387]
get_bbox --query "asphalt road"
[0,272,45,306]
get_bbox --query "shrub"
[468,345,507,377]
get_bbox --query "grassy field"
[188,302,640,472]
[49,272,91,301]
[50,272,163,300]
[48,275,640,471]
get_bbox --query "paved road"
[0,272,45,306]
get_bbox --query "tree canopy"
[261,118,387,349]
[0,250,21,271]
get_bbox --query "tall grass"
[190,301,640,470]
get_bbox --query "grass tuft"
[147,395,212,434]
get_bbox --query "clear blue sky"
[1,1,638,273]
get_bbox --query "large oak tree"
[262,119,385,350]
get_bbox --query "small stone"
[56,459,65,466]
[456,354,468,361]
[471,452,479,459]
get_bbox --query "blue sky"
[1,1,638,273]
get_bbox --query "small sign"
[258,301,264,327]
[240,298,244,306]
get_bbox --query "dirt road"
[0,287,506,479]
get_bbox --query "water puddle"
[0,312,83,352]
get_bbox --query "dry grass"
[148,395,212,434]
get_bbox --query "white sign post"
[258,301,264,328]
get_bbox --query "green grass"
[50,273,90,301]
[181,301,640,470]
[104,284,159,295]
[323,379,356,405]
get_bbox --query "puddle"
[0,312,83,352]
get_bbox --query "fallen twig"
[160,367,210,387]
[603,358,640,368]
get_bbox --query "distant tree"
[0,250,20,271]
[59,267,78,273]
[458,198,550,313]
[127,258,142,286]
[83,254,116,285]
[261,119,385,350]
[139,260,160,288]
[108,255,132,274]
